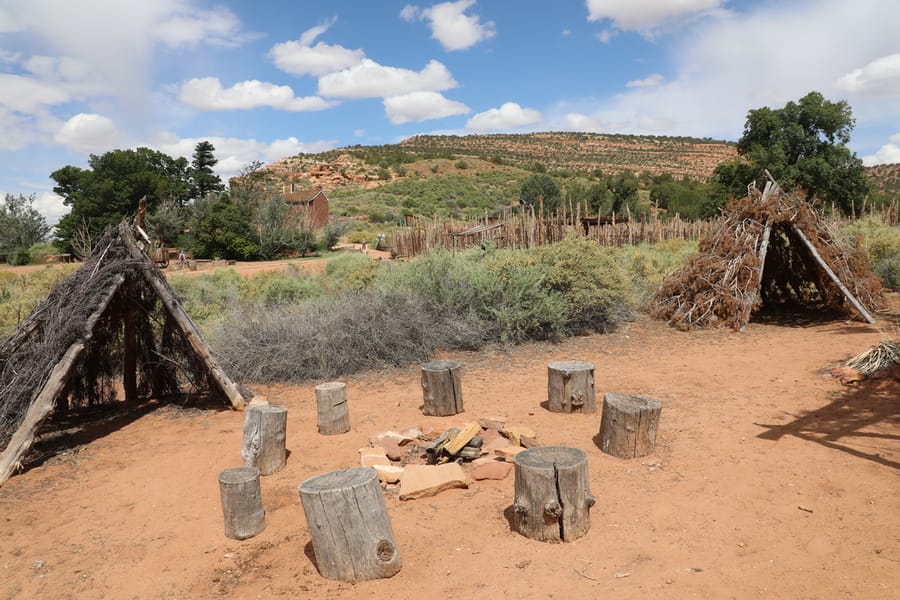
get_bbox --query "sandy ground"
[1,291,899,599]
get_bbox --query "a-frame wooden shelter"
[0,221,246,484]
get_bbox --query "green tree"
[0,193,50,263]
[190,194,257,260]
[190,140,224,200]
[520,173,561,214]
[52,147,193,253]
[714,91,869,213]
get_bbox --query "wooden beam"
[791,224,876,324]
[118,223,246,409]
[0,273,125,484]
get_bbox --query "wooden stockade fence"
[391,206,721,259]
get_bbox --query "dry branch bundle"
[651,187,883,330]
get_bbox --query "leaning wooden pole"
[118,223,246,409]
[791,224,876,324]
[0,273,125,484]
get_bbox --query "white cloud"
[150,133,337,181]
[862,133,900,166]
[318,59,458,99]
[563,112,605,132]
[155,5,250,48]
[554,0,900,142]
[33,191,67,227]
[626,73,664,88]
[53,113,119,153]
[269,20,366,76]
[586,0,726,33]
[836,53,900,97]
[383,91,470,124]
[411,0,495,51]
[178,77,335,112]
[595,29,617,44]
[0,74,69,113]
[466,102,542,131]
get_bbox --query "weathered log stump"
[421,360,464,416]
[511,446,594,542]
[241,404,288,475]
[547,360,596,413]
[598,392,662,459]
[218,466,265,540]
[299,467,401,581]
[315,381,350,435]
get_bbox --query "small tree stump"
[511,446,594,542]
[547,360,596,413]
[598,392,662,459]
[218,467,265,540]
[315,382,350,435]
[299,467,401,581]
[241,405,288,475]
[421,360,463,416]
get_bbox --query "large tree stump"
[299,467,401,581]
[241,405,288,475]
[598,392,662,459]
[511,446,594,542]
[547,360,596,413]
[315,381,350,435]
[421,359,463,416]
[218,467,265,540]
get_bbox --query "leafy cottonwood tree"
[0,193,50,263]
[52,147,193,253]
[520,173,561,214]
[714,91,869,214]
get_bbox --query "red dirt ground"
[1,293,898,599]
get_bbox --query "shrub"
[873,255,900,290]
[324,252,382,291]
[530,236,634,333]
[169,269,242,324]
[9,248,31,266]
[238,269,322,306]
[454,159,469,170]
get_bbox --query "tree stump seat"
[299,467,401,581]
[598,392,662,459]
[218,466,265,540]
[511,446,594,542]
[547,360,596,413]
[241,404,288,475]
[315,381,350,435]
[421,360,464,416]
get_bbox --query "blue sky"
[1,0,899,226]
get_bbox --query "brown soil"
[2,295,898,599]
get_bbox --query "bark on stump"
[511,446,594,542]
[218,466,265,540]
[421,359,463,416]
[299,467,401,581]
[241,405,288,475]
[315,382,350,435]
[547,360,596,413]
[598,392,662,459]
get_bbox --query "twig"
[573,568,597,581]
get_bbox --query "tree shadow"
[303,540,319,573]
[755,378,900,470]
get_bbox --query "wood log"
[218,466,265,540]
[598,392,662,459]
[119,222,246,410]
[547,360,596,413]
[511,446,594,542]
[299,467,401,581]
[241,405,288,475]
[421,359,463,416]
[315,381,350,435]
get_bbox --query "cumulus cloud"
[626,73,664,88]
[862,132,900,166]
[0,74,69,113]
[33,191,67,227]
[563,112,606,132]
[403,0,495,51]
[269,19,366,76]
[836,53,900,97]
[178,77,335,112]
[466,102,542,131]
[155,5,252,48]
[383,91,470,124]
[54,113,119,153]
[150,133,337,181]
[585,0,726,34]
[318,59,457,99]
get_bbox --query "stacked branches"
[0,225,225,452]
[652,188,883,330]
